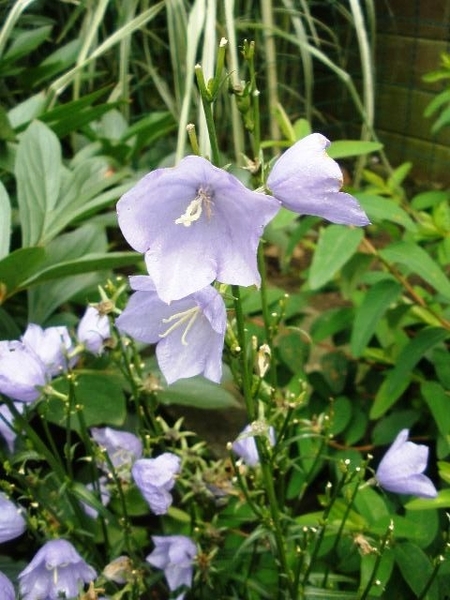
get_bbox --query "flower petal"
[267,133,370,226]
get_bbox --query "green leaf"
[411,190,450,210]
[46,372,126,430]
[3,25,52,62]
[422,381,450,440]
[394,542,438,599]
[157,376,239,409]
[0,105,15,142]
[0,247,46,297]
[406,489,450,510]
[0,181,11,259]
[350,278,402,356]
[370,327,448,418]
[359,549,394,598]
[380,241,450,300]
[310,307,354,342]
[8,93,47,130]
[21,252,140,289]
[308,225,363,290]
[356,193,418,231]
[327,140,383,159]
[15,120,62,246]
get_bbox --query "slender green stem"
[257,243,278,392]
[195,64,221,166]
[257,437,295,599]
[359,520,394,600]
[231,284,255,421]
[417,557,444,600]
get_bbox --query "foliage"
[0,1,449,600]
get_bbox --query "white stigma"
[159,306,200,345]
[175,188,213,227]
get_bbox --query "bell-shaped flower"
[0,401,24,452]
[267,133,370,225]
[0,342,48,403]
[0,492,26,543]
[77,306,111,355]
[18,538,97,600]
[232,422,276,467]
[0,571,15,600]
[21,323,74,376]
[81,477,111,519]
[117,155,280,303]
[91,427,142,479]
[147,535,196,600]
[375,429,438,498]
[132,453,181,515]
[116,276,226,384]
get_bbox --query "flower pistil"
[175,187,213,227]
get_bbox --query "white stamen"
[175,188,213,227]
[159,307,200,346]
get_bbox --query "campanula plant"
[0,5,448,600]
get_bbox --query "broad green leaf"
[27,225,108,322]
[308,225,363,290]
[411,190,450,210]
[394,542,438,600]
[380,241,450,300]
[46,372,126,430]
[8,93,46,130]
[353,486,390,524]
[356,193,418,231]
[421,381,450,440]
[327,140,383,159]
[350,278,402,356]
[157,375,239,409]
[15,120,62,246]
[359,549,394,598]
[0,247,46,297]
[310,307,354,342]
[0,181,11,258]
[3,25,52,62]
[370,327,448,418]
[406,489,450,510]
[20,251,140,289]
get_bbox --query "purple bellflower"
[375,429,438,498]
[232,422,276,467]
[0,492,26,543]
[117,155,280,303]
[0,401,24,452]
[21,323,74,376]
[116,276,226,384]
[91,427,142,479]
[132,453,181,515]
[81,477,111,519]
[77,306,111,355]
[0,571,15,600]
[18,538,97,600]
[147,535,197,600]
[0,341,48,403]
[267,133,370,226]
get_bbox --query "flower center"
[175,188,213,227]
[159,306,200,345]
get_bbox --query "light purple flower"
[132,453,181,515]
[147,535,196,600]
[267,133,370,225]
[91,427,142,478]
[18,539,97,600]
[21,323,74,376]
[0,401,24,452]
[0,492,26,542]
[81,477,111,519]
[0,342,48,402]
[376,429,438,498]
[77,306,111,355]
[0,571,15,600]
[117,155,280,303]
[232,423,276,467]
[116,276,226,384]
